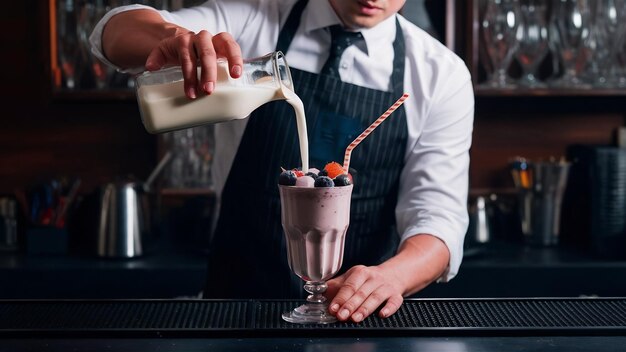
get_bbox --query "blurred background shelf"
[160,188,214,197]
[465,0,626,95]
[0,238,207,299]
[420,240,626,299]
[51,90,135,101]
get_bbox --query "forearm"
[102,9,187,69]
[378,234,450,296]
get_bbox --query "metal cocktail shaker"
[95,182,153,258]
[515,159,571,246]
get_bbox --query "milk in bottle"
[136,51,309,172]
[136,51,292,132]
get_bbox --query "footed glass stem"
[282,281,336,324]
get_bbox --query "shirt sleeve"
[88,0,273,74]
[395,58,474,283]
[89,4,157,74]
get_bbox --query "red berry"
[324,162,344,179]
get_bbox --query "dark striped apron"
[204,0,408,299]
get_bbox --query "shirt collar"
[303,0,398,55]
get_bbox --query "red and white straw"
[343,93,409,173]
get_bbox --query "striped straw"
[343,93,409,173]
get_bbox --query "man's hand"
[325,265,405,322]
[325,234,450,322]
[145,30,243,98]
[102,9,243,99]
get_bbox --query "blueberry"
[318,169,328,177]
[334,174,351,186]
[314,176,334,187]
[305,172,319,180]
[279,170,297,186]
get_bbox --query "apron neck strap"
[390,20,405,96]
[276,0,309,53]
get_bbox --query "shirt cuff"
[399,225,464,283]
[89,4,161,75]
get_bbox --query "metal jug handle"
[475,196,490,244]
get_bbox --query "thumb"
[145,46,167,71]
[324,275,344,300]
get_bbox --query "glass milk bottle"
[135,51,294,134]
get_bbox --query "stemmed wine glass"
[587,0,626,87]
[164,126,214,188]
[481,0,522,89]
[616,24,626,87]
[549,0,592,88]
[57,0,79,89]
[515,0,550,88]
[77,0,111,89]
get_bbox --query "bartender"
[90,0,474,323]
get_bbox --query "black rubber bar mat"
[1,298,625,337]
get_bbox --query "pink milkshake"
[279,184,353,282]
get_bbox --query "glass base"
[518,75,547,89]
[481,77,517,89]
[481,69,517,89]
[549,73,591,89]
[282,302,337,324]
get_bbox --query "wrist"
[103,9,190,68]
[379,234,450,296]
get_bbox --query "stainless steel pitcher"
[96,182,153,258]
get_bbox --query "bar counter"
[1,298,625,351]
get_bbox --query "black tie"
[321,25,364,77]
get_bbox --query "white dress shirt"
[90,0,474,282]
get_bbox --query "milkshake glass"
[278,184,353,324]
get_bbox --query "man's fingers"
[212,32,243,78]
[178,35,198,99]
[144,30,241,99]
[194,30,217,94]
[326,265,407,322]
[146,31,191,71]
[379,295,404,318]
[328,266,369,318]
[338,281,383,322]
[325,276,343,302]
[350,286,394,323]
